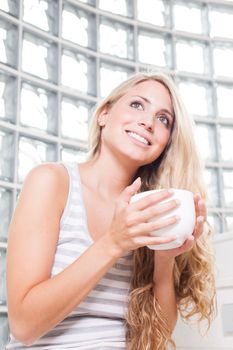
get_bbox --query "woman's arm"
[6,164,121,345]
[7,168,178,346]
[153,255,177,331]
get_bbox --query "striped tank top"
[6,161,133,350]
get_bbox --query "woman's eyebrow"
[158,108,174,120]
[132,95,174,119]
[132,95,150,104]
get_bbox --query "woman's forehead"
[121,80,172,107]
[123,80,170,98]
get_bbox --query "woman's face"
[98,80,174,167]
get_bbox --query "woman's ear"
[98,119,105,126]
[98,107,109,127]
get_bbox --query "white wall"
[173,231,233,350]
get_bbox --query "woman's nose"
[138,117,153,131]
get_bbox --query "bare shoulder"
[19,162,69,216]
[7,162,70,274]
[23,162,68,187]
[6,163,70,309]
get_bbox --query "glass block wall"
[1,0,233,347]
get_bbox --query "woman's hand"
[154,193,207,261]
[104,178,180,256]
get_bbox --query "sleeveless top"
[6,161,133,350]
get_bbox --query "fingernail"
[175,199,180,205]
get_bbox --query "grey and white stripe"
[6,162,132,349]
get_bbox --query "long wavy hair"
[87,72,216,349]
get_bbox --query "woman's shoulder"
[24,162,68,186]
[20,162,69,215]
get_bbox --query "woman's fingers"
[193,216,205,239]
[175,236,195,254]
[193,194,207,239]
[174,236,194,255]
[127,199,179,225]
[153,196,208,257]
[130,189,173,211]
[198,201,207,220]
[181,201,205,250]
[114,189,208,253]
[194,194,207,220]
[130,214,179,236]
[135,233,177,247]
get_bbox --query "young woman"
[6,73,216,350]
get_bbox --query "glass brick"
[0,129,14,181]
[209,7,233,39]
[207,213,222,234]
[99,0,132,17]
[100,62,133,97]
[23,0,58,34]
[99,18,134,59]
[62,3,96,49]
[0,18,18,68]
[225,214,233,232]
[18,136,56,183]
[175,40,208,75]
[219,126,233,162]
[138,31,171,67]
[0,0,19,16]
[195,123,217,162]
[79,0,95,5]
[178,80,213,117]
[137,0,169,26]
[60,146,87,163]
[0,188,12,242]
[213,44,233,78]
[216,84,233,119]
[173,2,203,34]
[203,168,219,207]
[222,170,233,207]
[20,82,57,135]
[61,97,91,142]
[61,49,96,95]
[22,32,58,83]
[0,248,6,305]
[0,313,9,350]
[0,72,17,123]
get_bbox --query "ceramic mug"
[130,188,196,250]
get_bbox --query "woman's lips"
[126,131,150,147]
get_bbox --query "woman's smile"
[126,130,151,147]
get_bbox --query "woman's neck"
[79,153,138,200]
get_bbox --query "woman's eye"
[158,115,169,126]
[130,101,143,110]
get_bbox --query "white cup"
[130,188,196,250]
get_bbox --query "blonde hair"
[87,72,216,349]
